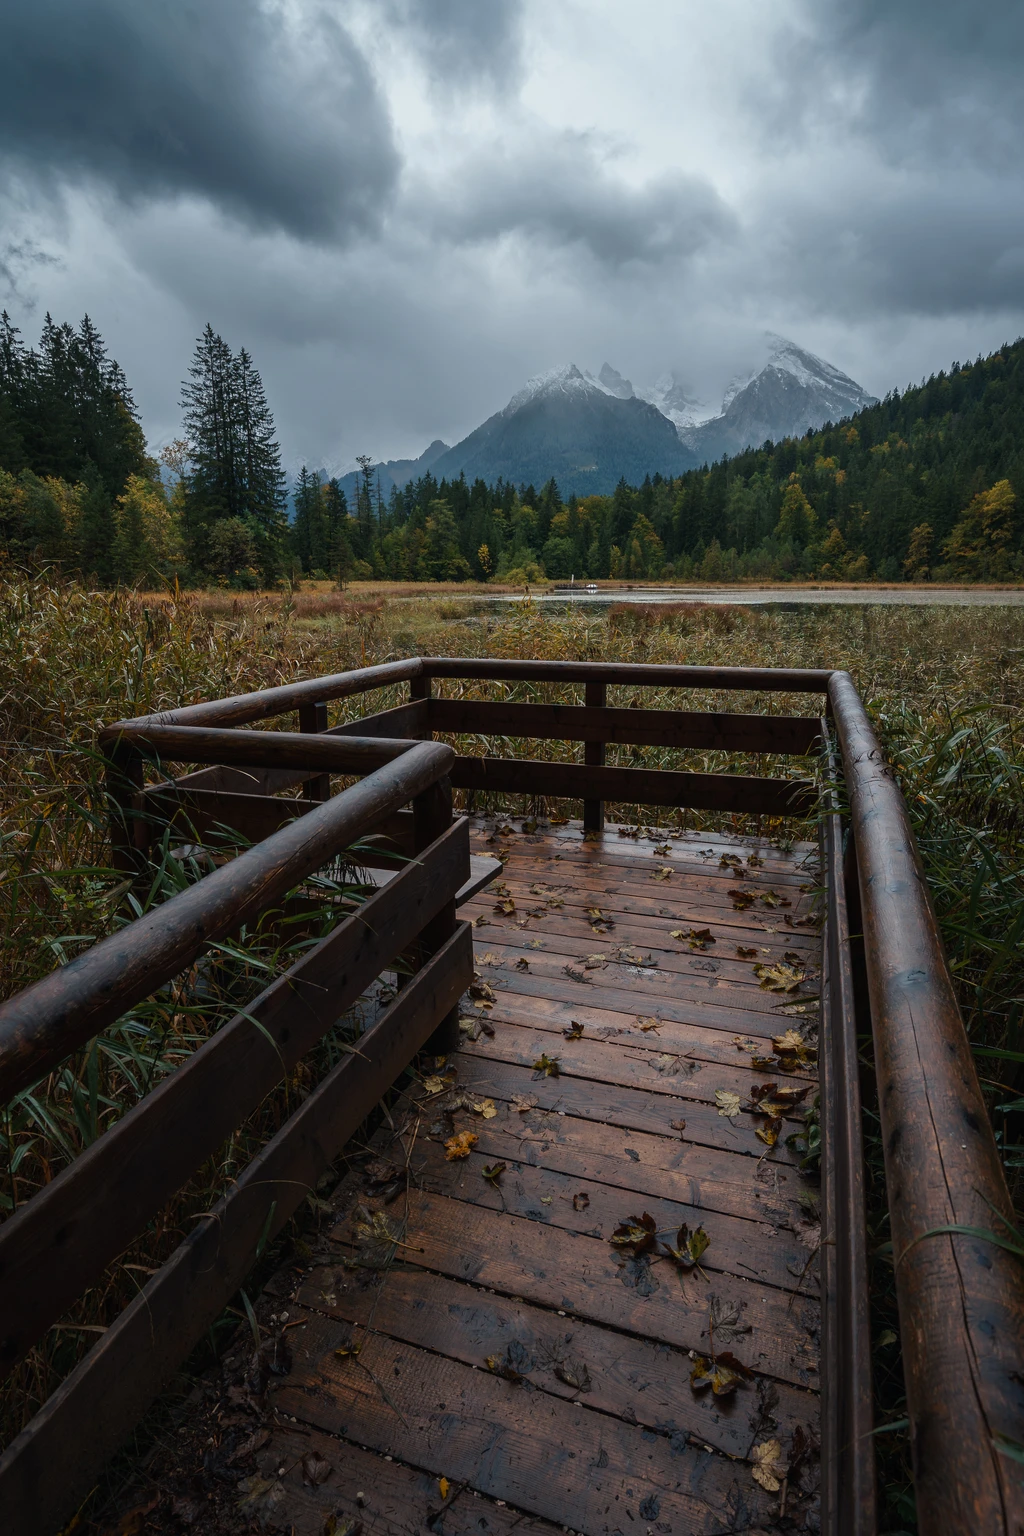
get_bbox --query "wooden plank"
[408,1135,813,1293]
[459,1017,814,1120]
[413,1096,803,1225]
[0,820,469,1373]
[451,1055,803,1167]
[451,756,817,816]
[270,1312,783,1534]
[583,678,605,834]
[254,1422,565,1536]
[430,697,824,754]
[324,1189,818,1385]
[0,926,473,1536]
[468,963,818,1039]
[0,741,457,1102]
[290,1265,819,1459]
[328,698,429,740]
[473,928,820,998]
[481,840,817,893]
[423,656,833,692]
[478,985,786,1066]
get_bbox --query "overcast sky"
[2,0,1023,473]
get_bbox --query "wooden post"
[299,701,330,803]
[104,739,145,875]
[583,681,605,834]
[413,775,460,1055]
[409,671,431,738]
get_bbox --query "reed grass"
[1,576,1021,1529]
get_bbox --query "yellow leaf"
[444,1131,478,1160]
[422,1075,446,1095]
[715,1090,742,1118]
[439,1477,450,1500]
[751,1438,786,1492]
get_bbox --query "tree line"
[1,311,1022,587]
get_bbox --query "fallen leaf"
[438,1477,450,1501]
[472,1098,498,1118]
[302,1452,333,1487]
[473,915,491,927]
[759,889,792,909]
[469,979,496,1003]
[515,957,530,972]
[482,1162,506,1186]
[422,1075,446,1095]
[652,866,673,881]
[636,1015,661,1032]
[494,897,516,915]
[510,1093,538,1112]
[772,1028,818,1066]
[528,937,545,948]
[444,1131,478,1160]
[651,1052,684,1076]
[690,1350,752,1395]
[492,882,511,896]
[755,1117,782,1148]
[755,962,805,994]
[751,1438,787,1492]
[715,1089,742,1118]
[546,894,565,909]
[322,1515,363,1536]
[736,945,758,959]
[661,1222,710,1270]
[732,1035,759,1052]
[532,1052,561,1077]
[669,1119,687,1134]
[555,1357,592,1392]
[486,1339,533,1382]
[653,842,672,855]
[618,1252,659,1295]
[572,1191,590,1211]
[709,1294,752,1343]
[584,953,607,969]
[529,883,549,895]
[564,965,591,983]
[609,1211,658,1254]
[719,853,742,869]
[563,1020,585,1039]
[747,853,764,868]
[747,1081,811,1117]
[728,888,757,910]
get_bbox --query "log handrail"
[0,739,455,1101]
[829,671,1024,1531]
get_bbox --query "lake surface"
[444,584,1024,610]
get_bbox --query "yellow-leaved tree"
[941,480,1017,580]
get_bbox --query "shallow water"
[420,584,1024,611]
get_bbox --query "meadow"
[1,575,1021,1526]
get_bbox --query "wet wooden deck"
[250,818,824,1534]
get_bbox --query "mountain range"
[336,335,877,500]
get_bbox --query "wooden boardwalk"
[233,818,823,1535]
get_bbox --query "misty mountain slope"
[429,364,696,494]
[681,337,877,462]
[335,438,449,502]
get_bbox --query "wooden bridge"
[0,658,1020,1535]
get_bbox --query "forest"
[1,311,1023,587]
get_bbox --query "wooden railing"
[0,656,1019,1536]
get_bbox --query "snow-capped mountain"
[428,364,696,495]
[681,335,878,462]
[338,338,876,499]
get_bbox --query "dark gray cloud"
[0,0,398,241]
[423,137,736,268]
[788,1,1024,168]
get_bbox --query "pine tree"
[180,327,287,584]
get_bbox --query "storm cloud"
[1,0,1022,470]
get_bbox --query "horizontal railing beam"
[0,741,455,1102]
[449,755,816,816]
[98,723,423,774]
[0,819,469,1375]
[110,656,425,731]
[422,657,833,692]
[829,670,1024,1533]
[0,922,474,1536]
[428,698,823,754]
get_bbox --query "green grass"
[1,577,1022,1528]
